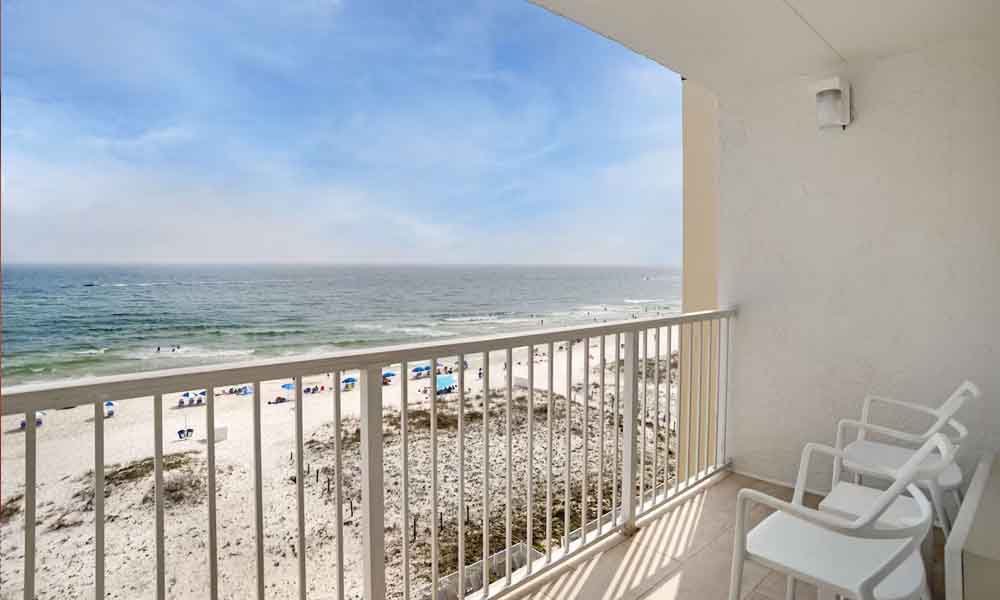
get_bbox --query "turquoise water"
[1,264,680,386]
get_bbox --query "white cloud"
[2,0,683,266]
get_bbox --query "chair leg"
[920,528,934,568]
[951,487,963,509]
[729,545,745,600]
[929,482,951,537]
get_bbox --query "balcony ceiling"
[531,0,1000,92]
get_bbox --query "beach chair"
[830,381,976,535]
[730,433,956,600]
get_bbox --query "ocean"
[1,264,680,386]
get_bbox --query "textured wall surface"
[717,37,1000,490]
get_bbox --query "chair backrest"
[844,433,956,598]
[933,380,978,443]
[851,433,956,538]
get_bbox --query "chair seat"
[820,482,922,526]
[746,512,925,600]
[843,439,962,489]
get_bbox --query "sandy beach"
[1,339,678,599]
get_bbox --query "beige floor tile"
[752,571,818,600]
[533,529,684,600]
[505,473,813,600]
[638,475,745,563]
[638,528,768,600]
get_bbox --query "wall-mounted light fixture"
[813,76,851,130]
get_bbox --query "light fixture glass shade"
[816,89,843,128]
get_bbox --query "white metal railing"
[0,308,735,600]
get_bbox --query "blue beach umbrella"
[436,374,456,392]
[182,391,192,398]
[382,371,397,377]
[412,365,430,373]
[104,401,115,407]
[342,376,358,384]
[281,383,295,390]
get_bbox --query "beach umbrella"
[382,371,397,377]
[412,365,430,372]
[281,383,295,390]
[199,390,207,396]
[182,392,192,398]
[436,374,456,392]
[342,376,358,384]
[104,400,115,406]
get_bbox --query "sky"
[1,0,682,266]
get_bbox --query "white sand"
[1,338,677,599]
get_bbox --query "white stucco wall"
[718,37,1000,491]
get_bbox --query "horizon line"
[2,260,681,269]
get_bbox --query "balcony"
[1,309,735,600]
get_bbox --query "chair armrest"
[861,394,937,424]
[837,418,925,448]
[735,488,858,541]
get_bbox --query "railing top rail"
[1,308,735,414]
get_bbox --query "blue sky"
[1,0,682,265]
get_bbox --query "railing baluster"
[564,340,572,551]
[293,378,305,600]
[153,394,165,600]
[722,318,732,463]
[695,322,703,479]
[545,342,554,564]
[94,394,108,598]
[457,355,466,595]
[334,372,345,600]
[481,351,490,598]
[431,358,439,597]
[253,381,266,600]
[360,366,386,599]
[526,345,534,575]
[598,335,605,535]
[639,329,646,506]
[400,363,410,600]
[612,333,620,527]
[505,347,513,585]
[707,320,717,468]
[665,326,673,497]
[207,387,220,600]
[582,337,589,543]
[25,410,37,600]
[674,324,684,494]
[685,323,695,486]
[621,331,638,536]
[653,328,660,499]
[698,320,707,475]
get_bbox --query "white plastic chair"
[831,381,977,535]
[729,433,956,600]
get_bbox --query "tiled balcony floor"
[509,472,944,600]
